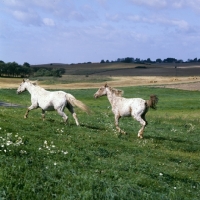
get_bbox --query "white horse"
[17,79,90,125]
[94,83,158,138]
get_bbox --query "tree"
[146,58,152,63]
[156,58,162,63]
[135,58,141,63]
[163,58,177,63]
[23,62,30,68]
[123,57,134,63]
[7,62,19,77]
[100,60,105,63]
[193,58,197,62]
[0,62,6,76]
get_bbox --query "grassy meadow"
[0,86,199,199]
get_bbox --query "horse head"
[94,83,108,98]
[17,79,28,94]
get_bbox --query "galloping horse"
[94,83,158,138]
[17,79,90,125]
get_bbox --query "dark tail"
[146,95,158,109]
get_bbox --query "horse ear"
[23,79,25,82]
[105,83,108,87]
[31,80,37,85]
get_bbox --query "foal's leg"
[115,114,126,134]
[66,103,79,126]
[134,115,146,139]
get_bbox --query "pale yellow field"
[0,76,200,91]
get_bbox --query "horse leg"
[42,109,45,121]
[24,105,37,118]
[115,115,125,134]
[24,109,29,118]
[66,103,79,126]
[56,108,68,123]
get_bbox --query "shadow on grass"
[145,135,187,143]
[80,124,106,130]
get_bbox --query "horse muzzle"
[94,94,99,99]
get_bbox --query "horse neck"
[25,83,37,94]
[106,88,117,105]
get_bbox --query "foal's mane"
[109,87,124,97]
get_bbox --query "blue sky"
[1,0,200,65]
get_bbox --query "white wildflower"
[20,150,27,154]
[7,133,12,137]
[6,141,13,146]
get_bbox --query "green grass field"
[0,86,199,199]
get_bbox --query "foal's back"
[113,96,146,117]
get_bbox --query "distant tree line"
[32,67,65,77]
[0,60,65,78]
[100,57,200,64]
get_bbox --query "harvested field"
[0,76,200,91]
[0,62,200,90]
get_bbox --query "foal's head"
[94,83,123,98]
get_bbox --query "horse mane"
[109,87,124,97]
[24,79,46,91]
[24,79,38,86]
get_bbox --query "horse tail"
[66,94,90,114]
[146,95,158,109]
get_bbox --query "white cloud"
[1,0,200,64]
[129,0,167,8]
[157,17,190,31]
[96,0,108,8]
[106,13,190,32]
[43,18,55,26]
[129,0,200,11]
[12,10,41,25]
